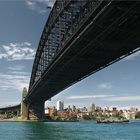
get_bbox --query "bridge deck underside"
[26,2,140,104]
[0,105,20,112]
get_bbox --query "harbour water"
[0,120,140,140]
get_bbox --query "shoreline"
[0,120,39,122]
[0,119,140,123]
[0,119,79,122]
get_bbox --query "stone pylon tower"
[21,87,29,120]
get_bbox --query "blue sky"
[0,1,140,109]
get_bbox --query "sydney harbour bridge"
[1,0,140,120]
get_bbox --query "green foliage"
[0,110,4,114]
[53,116,61,120]
[69,116,77,121]
[82,115,91,120]
[90,115,96,120]
[135,112,140,118]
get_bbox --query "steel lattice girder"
[26,1,140,104]
[29,0,101,90]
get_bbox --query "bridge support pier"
[21,87,29,120]
[21,101,45,120]
[21,88,45,120]
[29,102,45,120]
[21,101,29,120]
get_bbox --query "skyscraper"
[87,103,95,112]
[56,101,64,111]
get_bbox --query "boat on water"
[96,117,129,123]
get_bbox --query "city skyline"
[0,1,140,109]
[45,99,140,111]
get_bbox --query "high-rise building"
[72,105,76,112]
[56,101,64,111]
[87,103,95,112]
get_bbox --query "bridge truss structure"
[25,0,140,107]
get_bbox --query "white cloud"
[26,1,37,11]
[97,83,113,89]
[35,0,55,8]
[8,65,25,71]
[0,73,30,92]
[68,95,114,99]
[0,42,36,61]
[0,54,7,59]
[25,0,55,14]
[104,96,140,102]
[26,1,35,7]
[24,42,31,46]
[0,64,30,92]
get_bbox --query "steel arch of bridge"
[29,0,103,92]
[26,0,140,105]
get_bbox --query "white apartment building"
[56,101,64,111]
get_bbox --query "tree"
[135,112,140,119]
[0,110,4,114]
[82,115,91,120]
